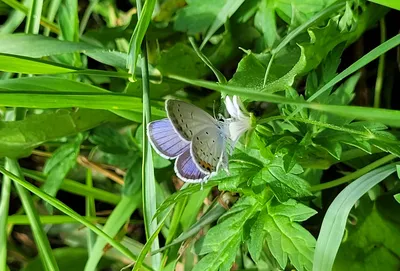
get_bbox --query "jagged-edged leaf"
[194,197,259,271]
[249,199,317,271]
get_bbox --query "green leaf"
[0,76,109,92]
[313,164,397,271]
[261,166,313,202]
[193,197,259,271]
[0,34,99,57]
[41,133,83,197]
[229,4,387,94]
[0,109,119,158]
[174,0,225,35]
[200,0,245,48]
[368,0,400,10]
[254,0,278,48]
[0,53,77,74]
[249,199,317,271]
[394,194,400,204]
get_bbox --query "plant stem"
[310,154,396,191]
[373,18,386,108]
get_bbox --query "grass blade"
[0,161,12,270]
[126,0,156,75]
[189,36,227,84]
[132,209,172,271]
[287,33,400,118]
[7,215,109,225]
[313,163,397,271]
[22,169,121,205]
[167,74,400,127]
[7,159,59,271]
[131,0,161,268]
[84,196,144,271]
[0,166,139,264]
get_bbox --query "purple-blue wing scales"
[147,118,189,159]
[174,148,208,183]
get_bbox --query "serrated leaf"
[249,199,317,271]
[262,166,313,202]
[41,134,84,197]
[194,197,259,271]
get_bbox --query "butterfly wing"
[174,147,209,183]
[166,99,217,141]
[190,126,227,175]
[147,118,190,159]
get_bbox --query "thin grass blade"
[313,164,397,271]
[7,159,59,271]
[0,166,142,265]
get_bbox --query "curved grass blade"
[7,159,59,271]
[132,208,172,271]
[22,169,121,205]
[84,195,143,271]
[167,74,400,127]
[313,163,397,271]
[189,37,226,84]
[0,166,141,265]
[287,33,400,118]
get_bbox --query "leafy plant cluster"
[0,0,399,271]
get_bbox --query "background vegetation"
[0,0,399,270]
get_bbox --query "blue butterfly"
[147,99,229,183]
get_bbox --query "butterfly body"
[147,99,229,183]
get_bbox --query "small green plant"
[0,0,400,271]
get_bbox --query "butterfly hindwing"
[166,99,217,141]
[190,127,227,174]
[147,119,190,159]
[174,147,208,183]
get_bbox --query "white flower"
[225,95,253,143]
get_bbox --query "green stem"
[2,0,59,33]
[0,162,12,270]
[310,154,396,191]
[373,18,386,108]
[262,53,275,88]
[258,116,372,137]
[25,0,43,34]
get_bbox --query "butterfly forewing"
[190,127,227,174]
[147,119,190,159]
[166,99,217,141]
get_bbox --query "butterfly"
[147,99,230,183]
